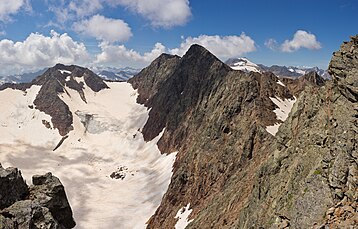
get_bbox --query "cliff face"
[0,164,75,228]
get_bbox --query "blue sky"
[0,0,357,75]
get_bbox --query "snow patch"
[0,82,177,229]
[266,96,296,136]
[265,123,281,136]
[230,58,261,73]
[58,69,72,75]
[277,80,285,87]
[296,69,306,75]
[175,203,194,229]
[74,76,84,84]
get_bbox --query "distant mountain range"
[90,66,140,81]
[0,59,329,86]
[0,67,140,85]
[225,58,331,79]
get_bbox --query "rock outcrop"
[129,37,356,228]
[0,164,76,228]
[0,64,109,136]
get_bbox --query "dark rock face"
[0,164,28,209]
[0,64,109,136]
[0,165,75,229]
[128,53,181,106]
[131,45,294,147]
[129,40,356,228]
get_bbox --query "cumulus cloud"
[281,30,321,52]
[170,33,256,59]
[73,15,132,43]
[0,0,30,21]
[106,0,191,28]
[95,42,166,67]
[46,0,191,28]
[0,30,89,75]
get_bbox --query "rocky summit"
[0,164,75,228]
[0,64,109,136]
[129,37,357,228]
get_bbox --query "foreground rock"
[0,164,75,228]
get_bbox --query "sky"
[0,0,357,75]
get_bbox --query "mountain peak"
[329,34,358,102]
[0,64,109,136]
[183,44,218,60]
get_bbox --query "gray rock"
[0,166,75,228]
[0,164,28,209]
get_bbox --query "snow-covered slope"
[225,58,261,73]
[0,74,176,228]
[265,96,296,136]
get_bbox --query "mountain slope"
[0,65,176,228]
[129,39,354,228]
[129,44,323,228]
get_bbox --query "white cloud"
[48,0,102,25]
[0,30,89,75]
[69,0,102,18]
[170,33,256,59]
[281,30,321,52]
[95,33,257,68]
[0,0,30,22]
[95,42,166,67]
[265,38,278,51]
[107,0,191,28]
[73,15,132,43]
[46,0,191,28]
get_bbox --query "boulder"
[0,166,75,228]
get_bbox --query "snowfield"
[266,96,296,136]
[0,82,176,229]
